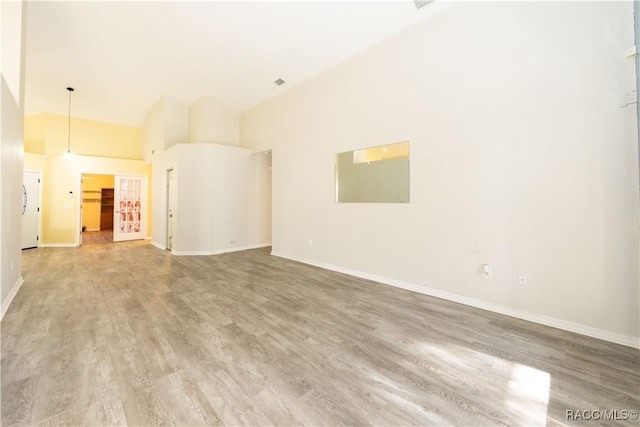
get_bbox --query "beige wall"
[25,113,142,159]
[241,2,639,346]
[24,154,151,245]
[23,113,45,154]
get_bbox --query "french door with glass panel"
[114,175,147,242]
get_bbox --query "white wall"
[150,144,177,249]
[164,96,189,150]
[189,98,206,144]
[142,96,190,163]
[189,96,239,146]
[151,143,252,255]
[1,0,23,103]
[240,2,640,346]
[177,144,249,253]
[145,95,238,164]
[142,98,163,162]
[1,0,26,318]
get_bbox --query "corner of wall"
[1,276,24,321]
[189,95,240,147]
[189,97,206,144]
[162,96,190,150]
[142,98,164,163]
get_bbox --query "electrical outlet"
[482,264,492,279]
[308,239,313,247]
[518,273,527,286]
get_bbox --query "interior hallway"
[2,243,638,426]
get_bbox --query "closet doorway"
[81,173,115,245]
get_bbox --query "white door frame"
[23,169,43,248]
[79,175,83,246]
[76,171,114,246]
[166,168,175,250]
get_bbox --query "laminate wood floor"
[2,241,639,426]
[81,230,114,245]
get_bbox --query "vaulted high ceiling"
[24,0,453,127]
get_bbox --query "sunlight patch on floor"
[506,363,550,426]
[411,342,550,425]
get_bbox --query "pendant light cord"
[67,87,74,154]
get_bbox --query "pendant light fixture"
[65,87,74,157]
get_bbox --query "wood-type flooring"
[2,241,639,426]
[81,230,114,245]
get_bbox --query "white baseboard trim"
[39,243,77,248]
[172,250,212,256]
[1,276,24,321]
[150,240,167,250]
[85,228,100,232]
[271,251,639,349]
[210,243,272,255]
[172,243,272,256]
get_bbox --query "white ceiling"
[25,0,454,127]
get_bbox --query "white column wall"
[1,0,26,319]
[152,143,251,255]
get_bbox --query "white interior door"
[114,175,147,242]
[22,171,40,249]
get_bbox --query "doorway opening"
[80,173,149,245]
[81,173,115,245]
[250,150,272,250]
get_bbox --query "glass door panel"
[114,175,146,242]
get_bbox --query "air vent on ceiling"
[274,78,286,86]
[414,0,435,9]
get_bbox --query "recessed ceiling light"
[274,78,285,86]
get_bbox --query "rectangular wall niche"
[336,141,410,203]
